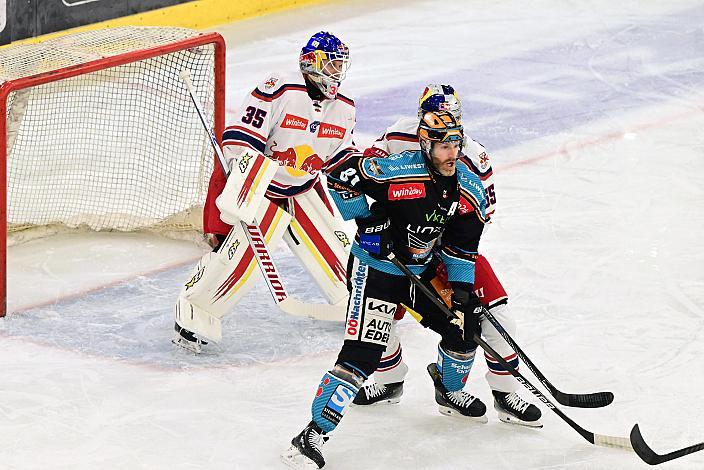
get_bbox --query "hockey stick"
[180,70,345,322]
[481,307,614,408]
[630,424,704,465]
[387,254,632,450]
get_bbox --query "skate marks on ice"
[1,245,342,370]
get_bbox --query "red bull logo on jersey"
[318,122,346,139]
[269,144,324,177]
[388,183,426,201]
[280,113,309,131]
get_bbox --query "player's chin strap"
[180,70,345,322]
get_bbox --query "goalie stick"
[180,70,345,322]
[388,254,632,451]
[481,307,614,408]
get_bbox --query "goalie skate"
[172,323,207,354]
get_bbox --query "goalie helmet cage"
[0,27,226,316]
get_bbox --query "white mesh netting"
[1,27,219,242]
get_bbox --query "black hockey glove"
[356,210,392,259]
[450,288,483,341]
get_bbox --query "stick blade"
[630,423,704,465]
[557,391,614,408]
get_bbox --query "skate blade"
[281,444,320,469]
[438,406,489,424]
[171,334,202,354]
[497,413,543,428]
[352,397,401,407]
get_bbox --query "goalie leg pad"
[175,199,291,341]
[284,190,351,306]
[215,150,278,225]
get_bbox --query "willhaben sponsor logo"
[317,122,346,139]
[280,113,308,130]
[388,183,426,201]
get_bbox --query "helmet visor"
[421,126,463,143]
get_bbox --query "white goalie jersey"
[369,116,497,221]
[222,71,357,199]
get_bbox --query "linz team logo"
[317,122,346,139]
[280,113,308,130]
[388,183,426,201]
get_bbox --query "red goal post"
[0,27,226,316]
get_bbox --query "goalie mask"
[418,84,462,121]
[299,31,350,99]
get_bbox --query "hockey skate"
[172,322,207,354]
[493,390,543,428]
[353,381,403,406]
[427,364,487,423]
[282,421,328,469]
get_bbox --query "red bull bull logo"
[269,144,324,177]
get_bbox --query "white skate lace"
[447,390,476,408]
[365,383,388,399]
[504,392,530,413]
[306,427,326,452]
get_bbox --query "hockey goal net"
[0,26,226,315]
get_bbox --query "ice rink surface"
[2,1,704,468]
